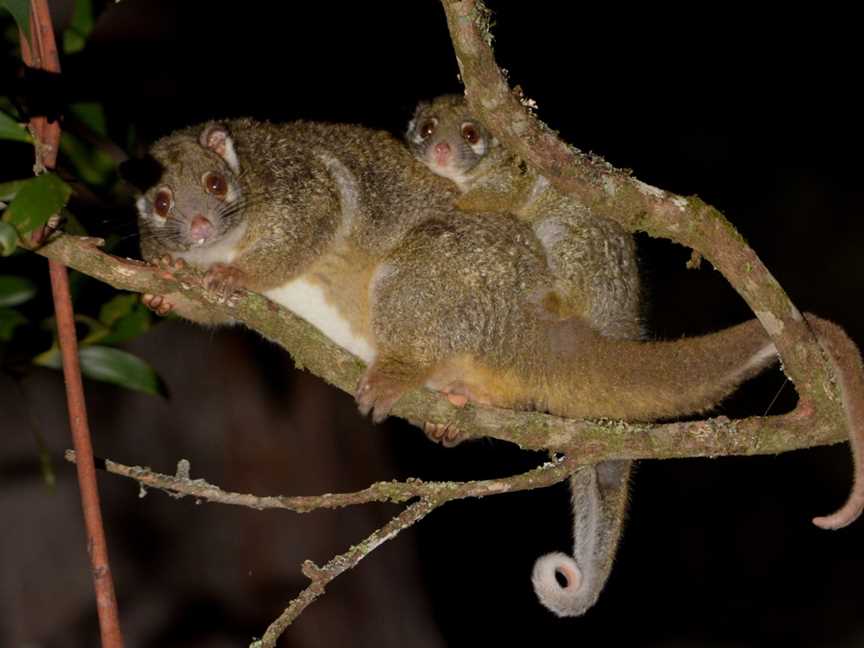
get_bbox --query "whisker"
[762,377,789,417]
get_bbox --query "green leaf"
[60,131,115,187]
[39,313,109,344]
[69,102,106,136]
[0,178,25,202]
[0,275,35,306]
[0,307,26,341]
[3,173,72,234]
[80,346,166,396]
[0,110,31,142]
[99,300,151,345]
[35,345,166,397]
[61,208,88,236]
[0,0,31,46]
[75,314,111,345]
[99,293,137,326]
[0,98,18,118]
[62,0,94,54]
[0,221,17,255]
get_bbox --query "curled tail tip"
[531,552,595,618]
[811,494,864,530]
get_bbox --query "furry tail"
[806,316,864,529]
[532,460,631,616]
[529,317,778,421]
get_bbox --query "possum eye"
[203,172,228,199]
[419,119,437,139]
[153,188,173,219]
[461,123,481,145]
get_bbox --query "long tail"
[529,312,864,529]
[527,317,778,421]
[521,317,773,616]
[528,312,864,621]
[532,460,631,617]
[805,316,864,530]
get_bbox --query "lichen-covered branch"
[64,450,583,512]
[66,450,585,648]
[35,235,847,459]
[251,498,436,648]
[439,0,846,438]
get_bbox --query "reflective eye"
[419,119,437,139]
[203,172,227,199]
[461,123,480,145]
[153,189,172,218]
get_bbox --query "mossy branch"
[439,0,851,453]
[34,234,847,461]
[65,450,584,648]
[63,449,581,511]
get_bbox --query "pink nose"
[190,215,213,241]
[433,141,451,165]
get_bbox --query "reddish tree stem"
[20,2,125,646]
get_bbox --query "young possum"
[407,94,642,616]
[133,119,864,617]
[406,94,641,339]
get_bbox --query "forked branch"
[64,450,583,648]
[438,0,864,527]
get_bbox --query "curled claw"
[355,360,425,424]
[423,422,465,447]
[203,263,246,305]
[153,255,186,272]
[355,372,404,423]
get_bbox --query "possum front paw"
[142,255,188,316]
[141,293,173,316]
[203,263,246,305]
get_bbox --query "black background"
[2,1,863,646]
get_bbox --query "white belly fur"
[264,278,376,364]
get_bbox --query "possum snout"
[189,215,214,243]
[433,141,452,167]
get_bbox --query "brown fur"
[135,118,864,625]
[407,95,641,339]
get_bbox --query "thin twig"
[66,449,582,648]
[19,2,124,645]
[251,498,436,648]
[65,450,582,512]
[251,454,583,646]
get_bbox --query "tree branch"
[251,498,436,648]
[65,450,592,513]
[439,0,846,436]
[62,449,583,648]
[36,234,847,461]
[65,450,584,513]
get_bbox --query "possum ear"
[199,123,240,174]
[117,155,164,193]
